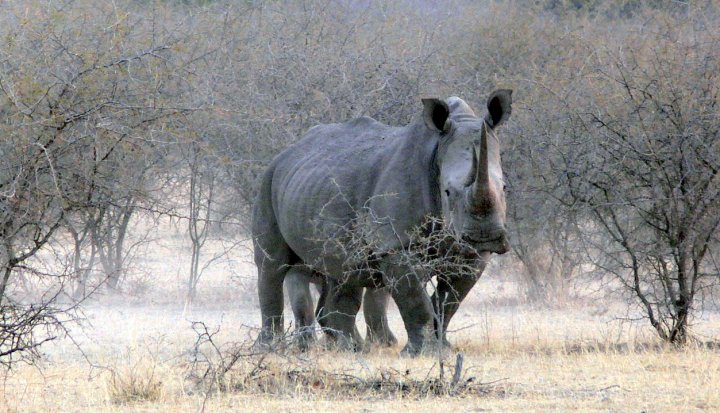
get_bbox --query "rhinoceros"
[253,90,512,355]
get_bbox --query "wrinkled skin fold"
[252,90,512,355]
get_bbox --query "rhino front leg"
[430,254,488,347]
[383,264,434,357]
[285,267,317,350]
[430,274,481,348]
[319,277,364,351]
[363,287,398,347]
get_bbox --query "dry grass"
[104,341,169,405]
[1,298,718,413]
[2,220,718,412]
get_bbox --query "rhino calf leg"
[363,287,397,347]
[286,267,317,350]
[320,277,364,351]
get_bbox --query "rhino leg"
[382,263,434,357]
[285,267,317,350]
[319,277,364,351]
[363,287,398,347]
[255,249,291,345]
[254,189,296,346]
[315,275,329,330]
[430,274,481,347]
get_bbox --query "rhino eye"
[444,189,450,197]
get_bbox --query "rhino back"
[267,116,438,271]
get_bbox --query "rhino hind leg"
[254,195,298,347]
[256,252,291,346]
[315,276,329,331]
[363,287,398,347]
[285,267,317,350]
[318,277,364,351]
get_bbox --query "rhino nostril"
[497,239,510,254]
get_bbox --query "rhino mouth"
[461,235,510,255]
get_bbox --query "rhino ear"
[422,98,450,133]
[485,89,512,128]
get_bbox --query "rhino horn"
[471,89,512,207]
[471,123,491,207]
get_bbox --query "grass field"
[3,285,719,412]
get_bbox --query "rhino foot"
[252,330,277,352]
[366,327,398,348]
[400,338,454,358]
[294,327,317,351]
[319,327,365,353]
[400,343,422,358]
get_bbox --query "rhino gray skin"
[285,269,397,349]
[253,90,512,356]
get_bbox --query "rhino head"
[422,90,512,255]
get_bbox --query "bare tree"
[184,139,218,305]
[0,1,199,366]
[558,14,720,343]
[63,212,98,300]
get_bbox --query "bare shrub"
[0,299,77,368]
[456,2,720,330]
[186,322,497,400]
[105,341,169,405]
[306,192,488,353]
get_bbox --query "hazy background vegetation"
[1,0,718,374]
